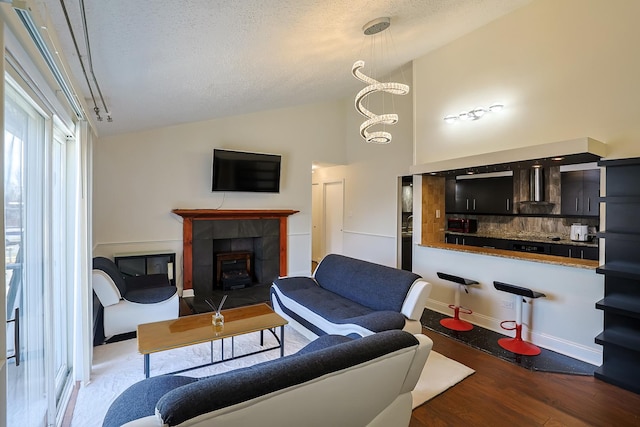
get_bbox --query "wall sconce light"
[444,103,504,124]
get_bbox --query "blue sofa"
[102,330,433,427]
[270,254,432,338]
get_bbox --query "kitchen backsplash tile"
[477,215,598,238]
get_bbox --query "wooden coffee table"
[137,303,287,378]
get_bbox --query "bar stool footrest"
[500,320,517,331]
[447,304,473,315]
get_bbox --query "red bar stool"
[493,281,546,356]
[437,272,479,331]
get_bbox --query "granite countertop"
[445,230,598,248]
[423,242,599,269]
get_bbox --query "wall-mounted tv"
[212,149,282,193]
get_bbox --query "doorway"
[311,179,344,265]
[400,176,413,271]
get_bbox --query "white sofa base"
[120,334,433,427]
[271,280,429,338]
[103,293,179,338]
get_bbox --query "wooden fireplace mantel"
[172,209,299,291]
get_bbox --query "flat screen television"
[212,149,281,193]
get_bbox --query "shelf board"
[596,262,640,281]
[596,231,640,241]
[599,195,640,204]
[595,326,640,352]
[596,294,640,317]
[594,364,640,394]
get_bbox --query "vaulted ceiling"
[38,0,531,137]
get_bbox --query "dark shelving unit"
[595,157,640,394]
[114,251,176,287]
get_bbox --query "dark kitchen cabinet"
[445,234,478,246]
[561,169,600,216]
[549,244,598,260]
[445,178,456,213]
[444,234,510,250]
[594,157,640,394]
[450,176,513,214]
[508,240,550,254]
[401,236,412,271]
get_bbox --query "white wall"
[93,100,347,287]
[413,0,640,163]
[312,64,414,267]
[411,0,640,365]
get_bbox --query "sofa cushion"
[272,277,406,332]
[103,375,197,427]
[294,333,354,355]
[125,285,177,304]
[156,330,419,426]
[314,254,420,312]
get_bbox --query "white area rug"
[411,350,475,409]
[72,326,473,426]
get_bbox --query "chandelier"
[352,17,409,144]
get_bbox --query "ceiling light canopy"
[352,17,409,144]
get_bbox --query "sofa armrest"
[400,279,432,321]
[401,333,434,393]
[92,269,122,307]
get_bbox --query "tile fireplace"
[172,209,298,297]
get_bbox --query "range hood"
[524,165,550,204]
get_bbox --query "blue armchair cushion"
[272,277,406,332]
[125,286,177,304]
[314,254,420,312]
[125,273,171,290]
[103,375,197,427]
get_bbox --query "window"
[5,75,76,426]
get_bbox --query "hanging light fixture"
[352,17,409,144]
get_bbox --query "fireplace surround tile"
[172,209,298,293]
[191,219,283,295]
[193,221,214,239]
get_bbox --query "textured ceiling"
[37,0,531,137]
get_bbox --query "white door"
[311,183,322,263]
[324,181,344,256]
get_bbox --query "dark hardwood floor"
[411,328,640,427]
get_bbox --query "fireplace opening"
[190,217,283,302]
[216,251,252,290]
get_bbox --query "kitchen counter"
[445,230,598,248]
[422,241,599,269]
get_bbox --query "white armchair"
[92,257,179,340]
